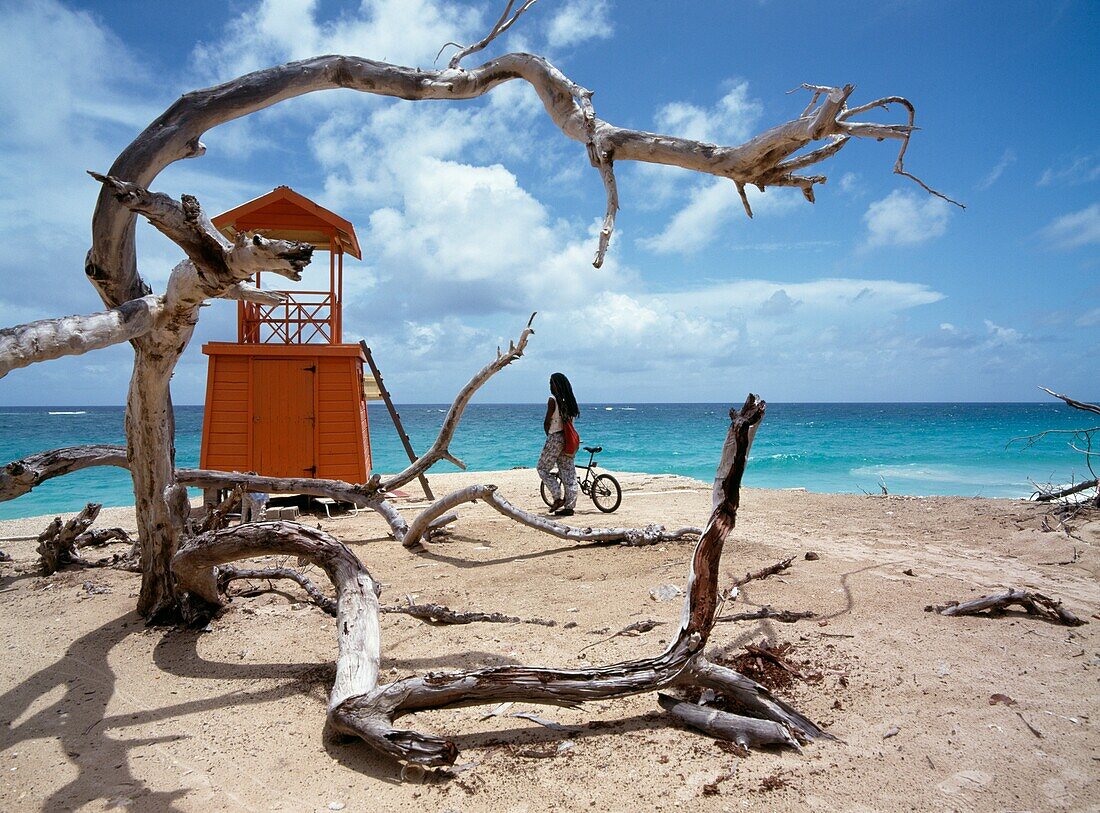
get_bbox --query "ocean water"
[0,403,1093,520]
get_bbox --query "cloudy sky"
[0,0,1096,405]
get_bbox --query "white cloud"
[861,190,952,249]
[983,319,1021,345]
[631,81,765,209]
[191,0,482,81]
[1039,203,1100,250]
[545,0,613,50]
[1037,150,1100,187]
[976,148,1016,190]
[1075,307,1100,327]
[639,179,801,253]
[838,172,862,196]
[654,81,763,145]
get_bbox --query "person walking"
[537,372,581,516]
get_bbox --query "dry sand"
[0,468,1097,813]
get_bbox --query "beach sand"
[0,468,1097,812]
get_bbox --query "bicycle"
[540,445,622,513]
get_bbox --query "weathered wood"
[0,297,161,379]
[1034,478,1099,502]
[731,556,795,587]
[376,314,537,495]
[657,693,800,751]
[715,607,815,624]
[1040,387,1100,416]
[75,527,132,548]
[402,483,700,549]
[168,394,830,769]
[926,589,1086,626]
[36,503,102,574]
[329,396,790,766]
[0,445,128,503]
[172,521,380,708]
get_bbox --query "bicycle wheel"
[540,478,555,507]
[591,473,622,513]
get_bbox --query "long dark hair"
[550,372,579,420]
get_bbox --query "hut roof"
[212,186,362,259]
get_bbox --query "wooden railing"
[239,291,337,344]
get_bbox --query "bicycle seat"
[584,446,602,454]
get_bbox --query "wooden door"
[252,359,316,478]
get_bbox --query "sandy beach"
[0,468,1097,813]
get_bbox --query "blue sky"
[0,0,1096,405]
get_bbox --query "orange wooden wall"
[200,344,371,483]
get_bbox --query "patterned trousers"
[537,431,578,509]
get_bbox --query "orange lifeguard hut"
[199,186,376,485]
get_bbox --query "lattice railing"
[240,291,335,344]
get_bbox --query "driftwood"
[402,483,700,548]
[75,527,132,548]
[731,556,795,587]
[0,445,128,503]
[381,598,558,627]
[217,565,557,627]
[171,395,831,767]
[657,693,800,751]
[36,503,103,574]
[716,607,815,624]
[926,589,1086,626]
[1034,478,1099,502]
[1013,388,1099,505]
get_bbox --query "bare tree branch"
[0,296,161,379]
[401,482,699,549]
[445,0,540,69]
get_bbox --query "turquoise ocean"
[0,402,1094,520]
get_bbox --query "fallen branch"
[217,565,558,627]
[0,445,128,503]
[579,619,665,652]
[926,589,1086,626]
[75,527,132,548]
[657,693,800,751]
[1032,478,1099,503]
[730,556,795,588]
[716,607,815,624]
[402,483,700,549]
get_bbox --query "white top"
[548,399,563,433]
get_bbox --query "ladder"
[359,341,435,500]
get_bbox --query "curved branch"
[331,395,769,766]
[1033,478,1099,502]
[376,313,537,494]
[91,55,956,304]
[401,483,699,548]
[0,445,129,502]
[446,0,540,69]
[1040,386,1100,416]
[172,521,381,708]
[0,296,161,379]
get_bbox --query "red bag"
[563,420,580,456]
